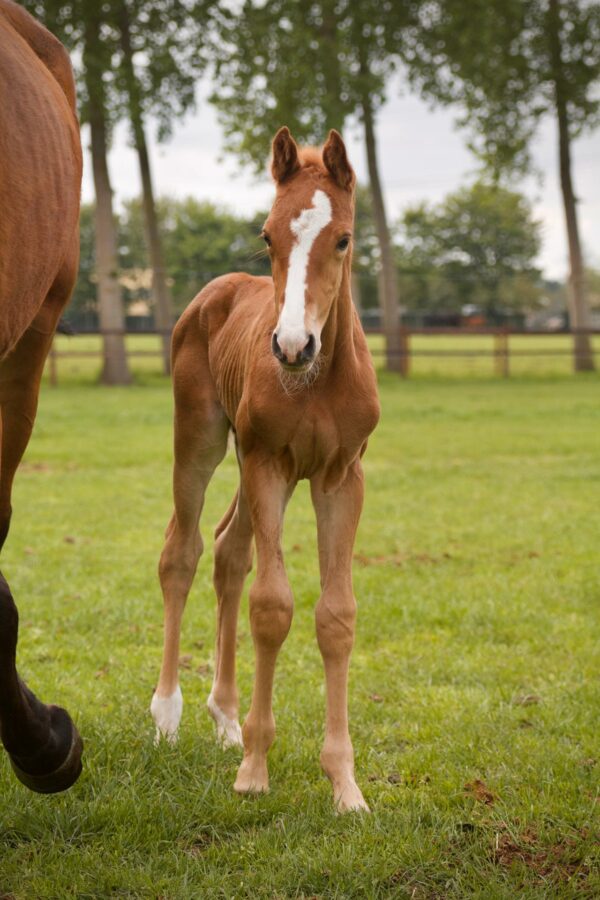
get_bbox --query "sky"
[80,79,600,281]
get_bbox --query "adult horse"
[0,0,83,792]
[151,127,380,812]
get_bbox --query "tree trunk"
[360,86,401,372]
[548,0,595,371]
[118,0,173,374]
[84,18,131,385]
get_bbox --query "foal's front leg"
[311,461,369,812]
[234,456,294,794]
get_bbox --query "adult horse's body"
[0,0,83,792]
[152,128,380,811]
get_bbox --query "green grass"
[1,370,599,898]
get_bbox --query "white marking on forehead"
[279,189,332,341]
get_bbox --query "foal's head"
[263,127,356,372]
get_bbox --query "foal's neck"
[319,260,356,371]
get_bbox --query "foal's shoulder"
[173,273,273,345]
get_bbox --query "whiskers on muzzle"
[277,352,325,397]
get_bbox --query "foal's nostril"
[271,332,284,361]
[299,334,316,363]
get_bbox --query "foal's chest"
[242,383,376,484]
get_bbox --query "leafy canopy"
[395,181,542,314]
[405,0,600,174]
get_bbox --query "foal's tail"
[0,573,83,793]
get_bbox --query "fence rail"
[45,326,600,383]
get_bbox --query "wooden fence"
[365,326,600,377]
[45,326,600,384]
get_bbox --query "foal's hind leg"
[151,330,229,742]
[207,486,253,748]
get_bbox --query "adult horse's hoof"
[8,705,83,794]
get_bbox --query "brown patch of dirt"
[180,831,215,857]
[368,771,430,787]
[353,551,452,568]
[464,779,497,805]
[178,654,193,669]
[512,693,542,706]
[492,827,592,884]
[195,663,212,676]
[20,461,51,473]
[369,692,384,703]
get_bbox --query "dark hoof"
[9,706,83,794]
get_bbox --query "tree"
[405,0,600,370]
[83,0,132,383]
[24,0,132,383]
[395,182,543,317]
[210,0,409,370]
[75,197,272,317]
[114,0,207,373]
[25,0,208,379]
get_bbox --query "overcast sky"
[80,79,600,281]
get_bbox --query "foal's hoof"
[9,706,83,795]
[234,757,269,794]
[334,781,370,814]
[207,693,243,749]
[150,686,182,745]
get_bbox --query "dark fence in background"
[363,326,600,377]
[46,326,600,384]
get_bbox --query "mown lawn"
[0,370,599,898]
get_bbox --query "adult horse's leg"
[207,485,253,748]
[0,574,82,792]
[0,258,83,793]
[310,461,369,812]
[234,456,293,794]
[151,324,229,742]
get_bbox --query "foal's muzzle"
[272,332,316,369]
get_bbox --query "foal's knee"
[249,578,293,649]
[158,527,203,595]
[315,592,356,658]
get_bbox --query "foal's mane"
[296,146,328,175]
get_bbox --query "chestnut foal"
[151,127,380,812]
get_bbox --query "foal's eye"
[336,236,350,252]
[261,232,272,248]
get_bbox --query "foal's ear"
[271,126,301,183]
[322,130,355,191]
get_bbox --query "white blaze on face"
[277,188,332,358]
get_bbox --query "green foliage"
[0,375,599,896]
[71,198,272,317]
[586,266,600,309]
[210,0,408,171]
[70,182,545,322]
[157,198,271,310]
[22,0,206,140]
[406,0,600,174]
[395,181,543,315]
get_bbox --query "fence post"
[399,325,411,378]
[494,328,509,378]
[48,340,58,387]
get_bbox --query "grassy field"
[46,332,600,382]
[0,369,599,898]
